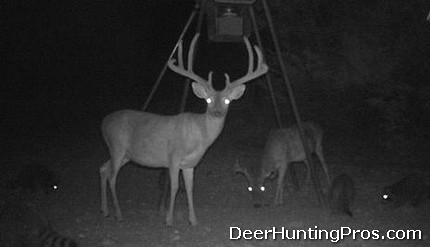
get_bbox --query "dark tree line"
[252,0,430,149]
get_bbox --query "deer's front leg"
[100,161,110,217]
[274,164,288,206]
[304,160,311,184]
[182,168,198,226]
[166,166,180,226]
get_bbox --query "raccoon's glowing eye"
[206,98,213,104]
[260,186,265,192]
[53,185,58,190]
[247,186,253,192]
[382,194,388,200]
[224,98,230,105]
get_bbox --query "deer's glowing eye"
[53,185,58,190]
[260,186,265,192]
[247,186,253,192]
[206,98,213,104]
[224,98,230,105]
[382,194,388,200]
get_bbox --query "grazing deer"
[235,122,330,207]
[99,33,268,226]
[234,159,269,208]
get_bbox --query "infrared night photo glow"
[2,1,430,246]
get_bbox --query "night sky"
[3,1,259,138]
[3,1,430,140]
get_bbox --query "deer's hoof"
[115,214,124,221]
[166,216,173,227]
[189,219,198,226]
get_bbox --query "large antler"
[225,36,269,88]
[168,33,213,87]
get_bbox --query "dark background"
[3,0,260,137]
[2,0,430,149]
[1,2,430,246]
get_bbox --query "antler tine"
[208,71,213,89]
[167,33,208,85]
[244,36,254,75]
[178,40,184,69]
[227,36,269,88]
[189,33,214,89]
[187,33,200,74]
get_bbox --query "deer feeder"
[206,0,255,42]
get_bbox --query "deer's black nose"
[253,203,262,208]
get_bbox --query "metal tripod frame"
[142,0,327,208]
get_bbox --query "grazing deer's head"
[234,123,331,207]
[233,159,270,208]
[168,33,268,118]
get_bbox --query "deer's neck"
[201,112,226,145]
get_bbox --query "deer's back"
[102,110,174,143]
[262,122,322,166]
[101,110,214,167]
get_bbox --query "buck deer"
[99,33,268,226]
[234,122,330,207]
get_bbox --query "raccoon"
[328,174,355,217]
[7,164,59,194]
[0,198,77,247]
[381,175,430,208]
[24,227,78,247]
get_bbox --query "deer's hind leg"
[100,155,128,221]
[157,168,169,215]
[100,160,111,217]
[315,145,330,184]
[166,166,180,226]
[274,162,288,206]
[303,160,311,184]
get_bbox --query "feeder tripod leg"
[179,0,206,113]
[260,0,327,207]
[142,7,198,111]
[248,6,283,128]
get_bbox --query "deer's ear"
[191,82,209,99]
[228,85,246,100]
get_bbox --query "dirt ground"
[1,103,429,247]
